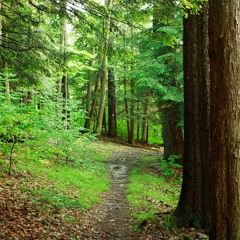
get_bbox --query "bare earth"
[81,145,163,240]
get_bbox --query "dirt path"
[83,145,163,240]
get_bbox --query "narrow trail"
[84,145,163,240]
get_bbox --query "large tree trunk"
[107,67,117,137]
[175,3,211,228]
[209,1,240,239]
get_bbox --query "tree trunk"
[162,102,184,162]
[3,62,10,101]
[175,3,211,228]
[123,70,130,137]
[84,71,101,130]
[61,75,70,128]
[107,67,117,137]
[141,94,150,143]
[209,0,240,239]
[0,8,10,102]
[84,60,93,128]
[137,100,140,141]
[57,1,67,118]
[128,77,135,144]
[95,0,111,135]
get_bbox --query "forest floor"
[0,138,209,240]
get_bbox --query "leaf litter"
[0,142,208,239]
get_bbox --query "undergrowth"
[127,155,182,231]
[13,140,113,211]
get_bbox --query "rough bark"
[209,0,240,239]
[175,4,211,228]
[107,67,117,137]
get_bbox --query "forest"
[0,0,239,239]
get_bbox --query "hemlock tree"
[174,2,211,228]
[209,0,240,239]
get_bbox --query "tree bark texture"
[175,3,211,228]
[107,67,117,137]
[209,1,240,239]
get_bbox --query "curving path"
[83,145,162,240]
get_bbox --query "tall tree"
[209,0,240,239]
[95,0,111,135]
[151,0,184,160]
[141,93,150,143]
[107,67,117,137]
[174,3,211,228]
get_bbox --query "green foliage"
[127,157,182,228]
[180,0,208,15]
[17,140,111,210]
[29,189,83,209]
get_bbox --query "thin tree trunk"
[85,60,93,112]
[123,70,130,137]
[57,1,67,117]
[0,8,10,102]
[95,0,111,135]
[85,71,101,130]
[108,67,117,137]
[141,93,150,143]
[61,75,70,128]
[3,62,10,101]
[103,108,107,135]
[209,0,240,239]
[137,100,140,141]
[128,77,135,144]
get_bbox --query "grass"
[15,140,113,211]
[127,157,182,229]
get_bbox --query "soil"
[81,144,163,240]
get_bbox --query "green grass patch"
[127,158,182,229]
[16,140,113,211]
